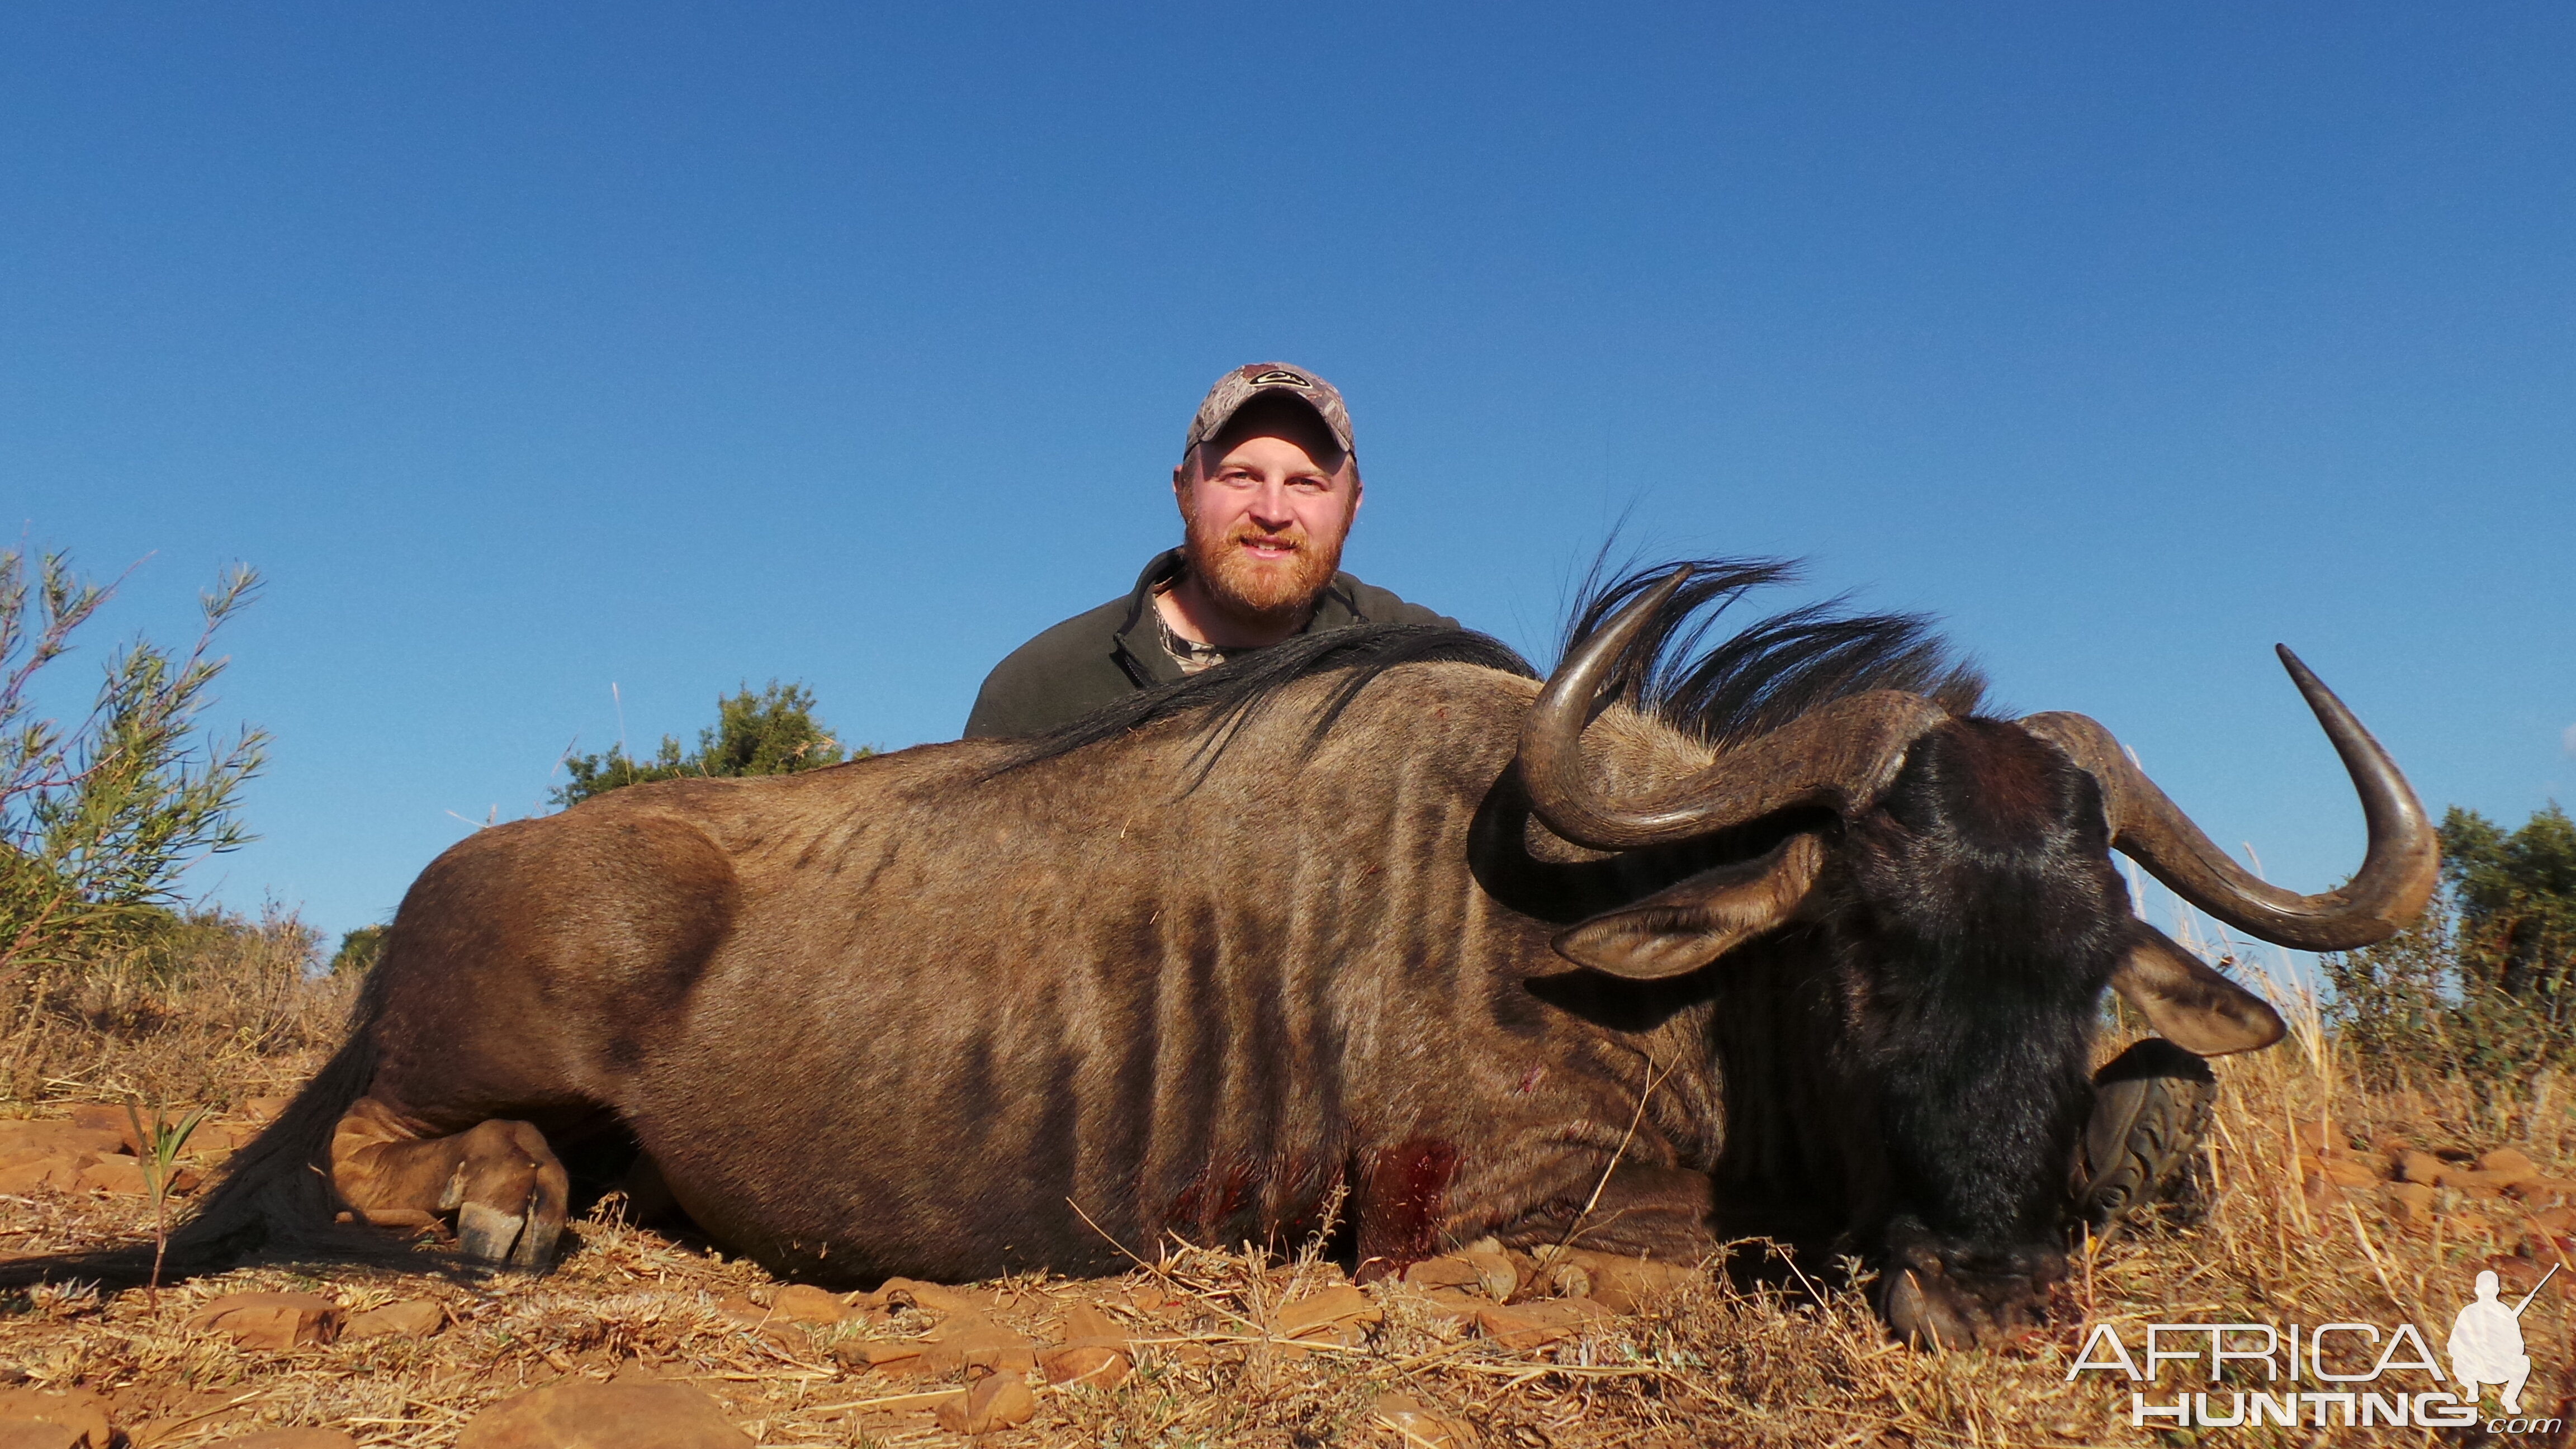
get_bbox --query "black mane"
[990,556,1984,776]
[989,623,1538,778]
[1563,556,1987,747]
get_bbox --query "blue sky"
[5,3,2569,944]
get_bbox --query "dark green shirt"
[963,549,1456,738]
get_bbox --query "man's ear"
[2110,922,2286,1056]
[1552,834,1824,979]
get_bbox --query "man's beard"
[1180,507,1346,627]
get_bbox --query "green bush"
[550,680,863,808]
[0,548,267,976]
[2325,803,2576,1089]
[330,922,386,977]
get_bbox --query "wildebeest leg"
[1470,1161,1717,1265]
[330,1095,569,1267]
[1536,1162,1717,1260]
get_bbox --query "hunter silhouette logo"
[2450,1265,2555,1415]
[2066,1263,2566,1431]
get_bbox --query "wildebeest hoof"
[1878,1231,2061,1350]
[510,1209,563,1268]
[457,1201,529,1263]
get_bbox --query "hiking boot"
[2072,1038,2216,1236]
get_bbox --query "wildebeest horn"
[2018,647,2438,953]
[1518,567,1949,851]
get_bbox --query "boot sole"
[2074,1037,2217,1236]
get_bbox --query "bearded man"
[964,363,1453,738]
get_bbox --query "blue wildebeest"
[117,562,2435,1346]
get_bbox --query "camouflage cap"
[1181,362,1356,462]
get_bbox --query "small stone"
[1538,1259,1594,1300]
[1554,1250,1699,1313]
[2480,1148,2538,1181]
[172,1121,255,1155]
[0,1120,127,1195]
[1474,1298,1610,1351]
[1410,1289,1488,1326]
[1039,1300,1131,1386]
[186,1292,343,1349]
[1274,1284,1382,1342]
[456,1380,750,1448]
[76,1105,244,1157]
[0,1121,127,1159]
[918,1324,1036,1376]
[221,1432,363,1448]
[1403,1255,1480,1291]
[2312,1158,2379,1190]
[0,1153,92,1194]
[933,1372,1035,1434]
[830,1339,927,1374]
[1038,1341,1130,1387]
[2447,1169,2518,1198]
[2517,1176,2576,1207]
[1402,1251,1517,1302]
[0,1386,111,1448]
[859,1277,978,1316]
[62,1106,133,1141]
[241,1095,293,1121]
[343,1299,443,1341]
[2389,1181,2436,1225]
[769,1284,850,1325]
[73,1156,199,1196]
[1057,1301,1124,1343]
[1460,1249,1517,1301]
[2398,1150,2449,1186]
[1370,1392,1478,1448]
[709,1297,802,1351]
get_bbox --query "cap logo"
[1246,369,1311,388]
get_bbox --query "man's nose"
[1246,480,1296,528]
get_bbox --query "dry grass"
[0,915,2569,1447]
[0,909,354,1111]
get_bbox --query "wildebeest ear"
[2109,923,2286,1056]
[1551,834,1824,979]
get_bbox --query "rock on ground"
[456,1380,750,1449]
[0,1387,110,1448]
[186,1292,343,1349]
[934,1372,1036,1434]
[342,1299,444,1341]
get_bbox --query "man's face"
[1172,400,1361,623]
